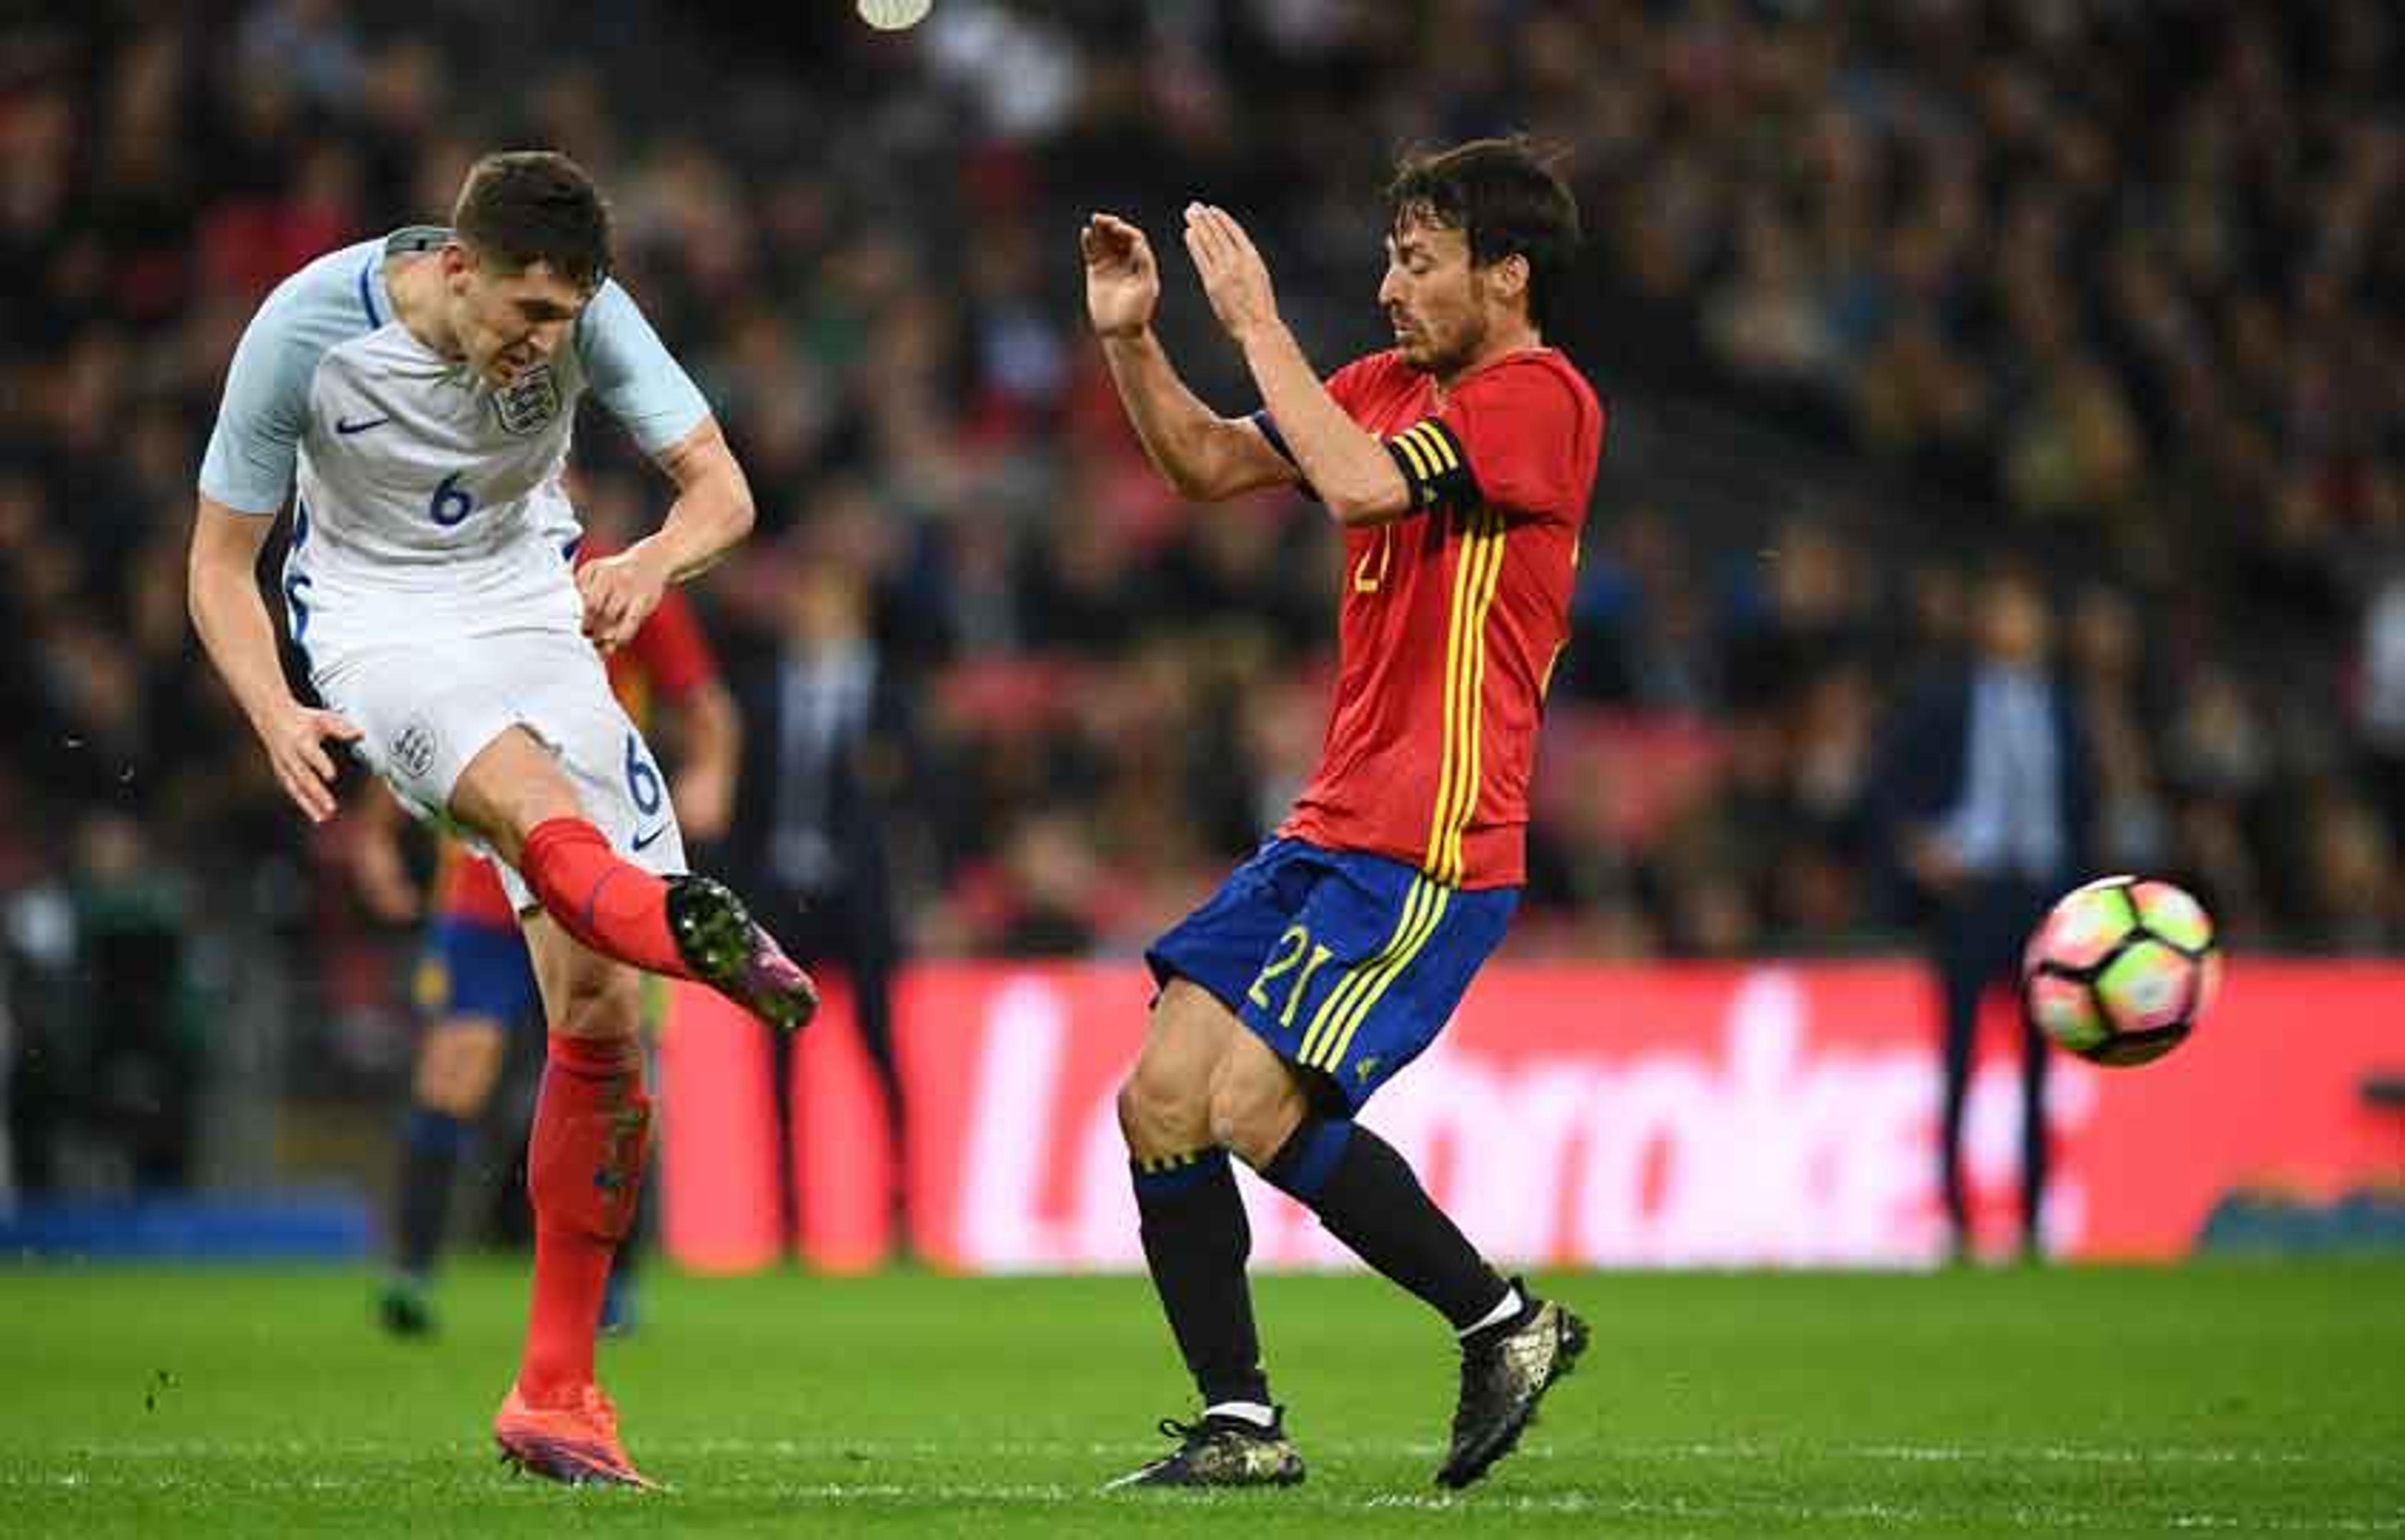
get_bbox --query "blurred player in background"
[189,150,815,1489]
[1083,138,1605,1491]
[356,524,740,1339]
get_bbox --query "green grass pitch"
[2,1260,2399,1537]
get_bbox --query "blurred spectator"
[725,549,919,1242]
[2298,792,2399,954]
[2354,568,2405,847]
[1878,566,2098,1262]
[75,813,200,1189]
[3,814,200,1194]
[991,808,1107,958]
[2064,584,2174,876]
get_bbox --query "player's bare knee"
[1206,1089,1294,1170]
[451,1033,505,1111]
[566,988,644,1044]
[415,1019,504,1115]
[415,1058,471,1115]
[1117,1055,1209,1157]
[546,958,646,1042]
[411,1042,449,1107]
[420,1073,486,1119]
[1206,1067,1306,1171]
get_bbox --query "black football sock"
[394,1105,470,1281]
[1132,1147,1271,1408]
[1261,1117,1511,1331]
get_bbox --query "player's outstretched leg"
[518,817,819,1033]
[494,1028,658,1490]
[1258,1115,1588,1489]
[663,873,819,1033]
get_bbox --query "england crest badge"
[493,364,562,437]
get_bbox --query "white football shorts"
[316,628,689,913]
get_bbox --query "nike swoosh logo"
[334,415,391,435]
[631,825,670,852]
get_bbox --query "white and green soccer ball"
[2022,876,2222,1067]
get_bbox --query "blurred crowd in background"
[3,1,2402,1184]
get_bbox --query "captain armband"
[1382,420,1478,511]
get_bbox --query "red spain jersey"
[437,543,722,924]
[1273,347,1604,888]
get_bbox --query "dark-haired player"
[190,149,815,1488]
[1082,138,1605,1490]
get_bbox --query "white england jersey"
[198,227,709,676]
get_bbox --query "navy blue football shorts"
[1146,837,1516,1112]
[413,915,540,1026]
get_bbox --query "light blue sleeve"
[198,276,319,515]
[576,280,711,455]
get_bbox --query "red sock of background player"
[519,817,690,979]
[517,1031,651,1403]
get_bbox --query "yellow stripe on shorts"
[1315,879,1451,1076]
[1296,876,1446,1072]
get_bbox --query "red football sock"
[519,817,690,979]
[517,1032,651,1404]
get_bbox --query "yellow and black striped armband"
[1384,419,1478,511]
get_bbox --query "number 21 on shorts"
[1248,924,1335,1028]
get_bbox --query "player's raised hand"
[577,544,671,653]
[1082,213,1159,338]
[259,700,361,825]
[1182,203,1280,341]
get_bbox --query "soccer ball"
[2021,876,2221,1067]
[856,0,933,29]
